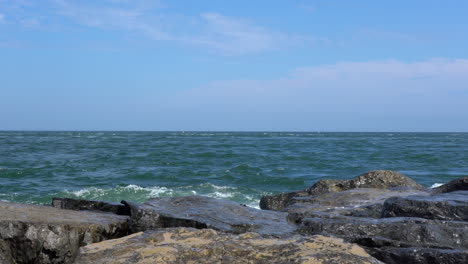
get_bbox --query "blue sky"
[1,0,467,131]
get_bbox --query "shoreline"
[1,170,467,263]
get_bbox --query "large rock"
[286,188,429,223]
[382,191,468,221]
[260,170,424,210]
[123,195,296,236]
[75,227,383,264]
[432,177,468,194]
[299,216,468,263]
[52,197,130,215]
[367,247,468,264]
[0,201,129,264]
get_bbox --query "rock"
[432,177,468,194]
[286,188,429,223]
[75,227,384,264]
[367,247,468,264]
[299,215,468,263]
[52,197,130,215]
[0,201,129,264]
[0,240,14,264]
[123,195,296,236]
[260,170,424,210]
[382,191,468,221]
[299,216,468,249]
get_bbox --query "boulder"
[432,177,468,194]
[286,188,429,223]
[0,201,129,264]
[382,191,468,221]
[368,247,468,264]
[75,227,384,264]
[123,195,296,236]
[260,170,424,210]
[52,197,130,215]
[299,216,468,249]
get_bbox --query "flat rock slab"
[299,216,468,249]
[382,191,468,221]
[75,227,383,264]
[124,195,297,236]
[0,201,129,264]
[52,197,130,215]
[286,188,429,222]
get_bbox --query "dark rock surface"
[52,197,130,215]
[123,195,296,236]
[432,177,468,194]
[382,191,468,221]
[286,188,428,223]
[368,247,468,264]
[300,216,468,249]
[260,170,424,210]
[75,227,384,264]
[0,201,129,264]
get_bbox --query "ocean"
[0,131,467,208]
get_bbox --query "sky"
[1,0,468,132]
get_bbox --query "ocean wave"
[59,183,260,209]
[430,183,443,188]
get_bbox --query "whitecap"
[430,183,443,188]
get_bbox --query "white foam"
[430,183,443,189]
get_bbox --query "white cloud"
[48,0,312,54]
[161,58,468,121]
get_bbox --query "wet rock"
[0,201,129,264]
[123,195,296,235]
[260,170,424,210]
[75,227,384,264]
[299,216,468,249]
[432,177,468,194]
[52,197,130,215]
[382,191,468,221]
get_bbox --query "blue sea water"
[0,131,467,208]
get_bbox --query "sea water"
[1,131,467,208]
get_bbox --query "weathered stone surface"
[0,201,129,264]
[432,177,468,194]
[52,197,130,215]
[123,195,296,235]
[299,216,468,249]
[367,247,468,264]
[75,228,383,264]
[286,188,429,223]
[260,170,424,210]
[382,191,468,221]
[0,240,14,264]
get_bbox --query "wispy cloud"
[164,58,468,113]
[1,0,313,54]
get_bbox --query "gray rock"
[0,201,129,264]
[368,247,468,264]
[432,177,468,194]
[286,188,429,223]
[382,191,468,221]
[299,216,468,249]
[52,197,130,215]
[123,195,297,236]
[260,170,424,210]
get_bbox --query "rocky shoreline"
[1,170,467,263]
